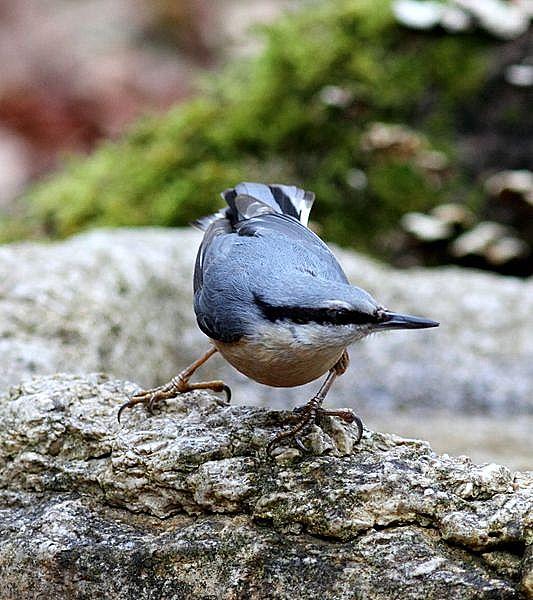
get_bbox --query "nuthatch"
[119,182,439,454]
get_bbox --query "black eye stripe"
[254,295,378,326]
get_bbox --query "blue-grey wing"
[195,211,347,294]
[194,235,254,342]
[193,215,251,341]
[193,213,231,294]
[236,213,348,284]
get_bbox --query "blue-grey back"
[194,212,349,342]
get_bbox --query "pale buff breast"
[212,323,347,387]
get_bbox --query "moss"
[3,0,497,258]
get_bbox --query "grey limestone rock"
[0,229,200,391]
[0,374,531,599]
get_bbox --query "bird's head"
[253,277,438,347]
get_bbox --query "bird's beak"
[375,311,439,331]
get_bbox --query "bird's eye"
[292,316,308,324]
[327,308,348,323]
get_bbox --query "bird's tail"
[192,182,315,231]
[225,182,315,226]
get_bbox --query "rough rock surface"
[0,374,531,599]
[0,228,531,467]
[0,229,200,390]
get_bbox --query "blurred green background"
[0,0,531,274]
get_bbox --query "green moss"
[3,0,495,258]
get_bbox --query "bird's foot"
[266,401,363,456]
[117,376,231,422]
[317,408,364,444]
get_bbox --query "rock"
[360,123,449,184]
[392,0,444,31]
[0,228,532,470]
[360,122,424,158]
[485,170,533,206]
[431,203,475,228]
[450,221,528,264]
[483,170,533,272]
[401,212,453,242]
[345,168,368,191]
[415,149,450,173]
[397,170,532,277]
[0,228,200,392]
[393,0,531,39]
[458,0,530,40]
[0,374,531,599]
[505,64,533,87]
[440,5,472,32]
[318,85,354,108]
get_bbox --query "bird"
[118,182,439,454]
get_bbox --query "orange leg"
[266,350,363,455]
[118,346,229,421]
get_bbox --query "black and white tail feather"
[192,182,315,232]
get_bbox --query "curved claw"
[117,397,140,423]
[117,389,163,423]
[266,425,311,457]
[266,434,285,457]
[117,385,166,422]
[315,408,364,441]
[352,414,364,442]
[222,384,232,404]
[265,439,276,457]
[293,436,309,454]
[320,409,364,442]
[117,401,127,423]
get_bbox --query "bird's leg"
[118,346,230,421]
[312,350,361,430]
[267,350,363,455]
